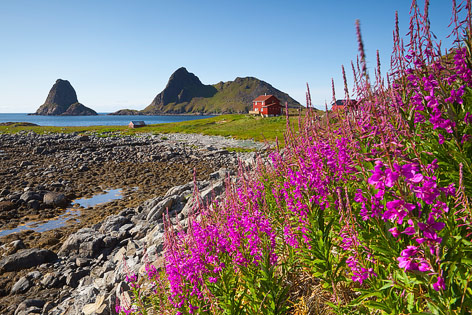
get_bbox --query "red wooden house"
[250,95,282,117]
[331,99,358,112]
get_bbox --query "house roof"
[130,121,146,125]
[253,94,277,102]
[332,99,357,106]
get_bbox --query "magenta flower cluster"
[163,176,277,312]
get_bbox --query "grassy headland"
[0,112,310,143]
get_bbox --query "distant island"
[109,67,301,115]
[31,79,97,116]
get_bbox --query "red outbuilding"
[250,95,282,117]
[331,99,358,112]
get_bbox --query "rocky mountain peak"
[34,79,97,116]
[147,67,216,111]
[43,79,78,110]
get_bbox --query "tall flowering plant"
[162,168,289,315]
[119,1,472,314]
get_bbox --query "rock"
[78,236,106,258]
[42,302,55,314]
[126,240,138,257]
[14,299,45,315]
[58,228,106,258]
[66,269,89,288]
[62,103,98,116]
[143,67,215,114]
[11,276,31,294]
[43,192,68,207]
[146,196,177,222]
[76,257,92,267]
[113,247,127,264]
[98,215,129,234]
[27,199,40,210]
[5,239,26,255]
[0,201,15,212]
[41,272,62,288]
[19,161,32,168]
[82,295,108,315]
[164,182,193,198]
[34,79,98,116]
[0,248,57,272]
[19,191,41,202]
[27,270,42,280]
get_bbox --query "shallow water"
[0,189,124,237]
[0,113,215,126]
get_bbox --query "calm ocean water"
[0,113,215,127]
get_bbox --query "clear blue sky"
[0,0,455,113]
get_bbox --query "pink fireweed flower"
[145,263,158,280]
[389,227,400,237]
[383,199,415,224]
[465,112,472,124]
[346,255,377,284]
[400,163,423,183]
[433,276,446,291]
[461,134,471,144]
[438,133,445,144]
[397,246,430,272]
[445,85,465,104]
[368,160,399,190]
[414,178,440,205]
[402,219,416,235]
[418,215,445,242]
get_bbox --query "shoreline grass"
[0,113,309,143]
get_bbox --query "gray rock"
[119,223,134,233]
[164,182,193,198]
[0,248,57,272]
[26,270,41,280]
[14,299,45,315]
[20,191,41,202]
[19,161,32,168]
[43,191,68,207]
[82,295,108,315]
[79,237,105,258]
[66,269,89,288]
[59,228,106,258]
[98,215,129,233]
[27,199,41,210]
[129,222,149,239]
[8,239,26,254]
[41,272,62,288]
[35,79,97,116]
[146,196,177,222]
[42,302,55,314]
[76,257,92,267]
[11,276,31,294]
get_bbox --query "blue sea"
[0,113,215,127]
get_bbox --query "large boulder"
[58,228,106,258]
[0,248,57,272]
[43,192,68,208]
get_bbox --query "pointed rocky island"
[32,79,97,116]
[110,67,300,115]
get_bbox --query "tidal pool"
[0,189,124,237]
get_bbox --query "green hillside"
[110,68,301,115]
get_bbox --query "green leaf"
[365,301,392,312]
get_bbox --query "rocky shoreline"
[0,131,266,314]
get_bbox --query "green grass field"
[0,113,307,143]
